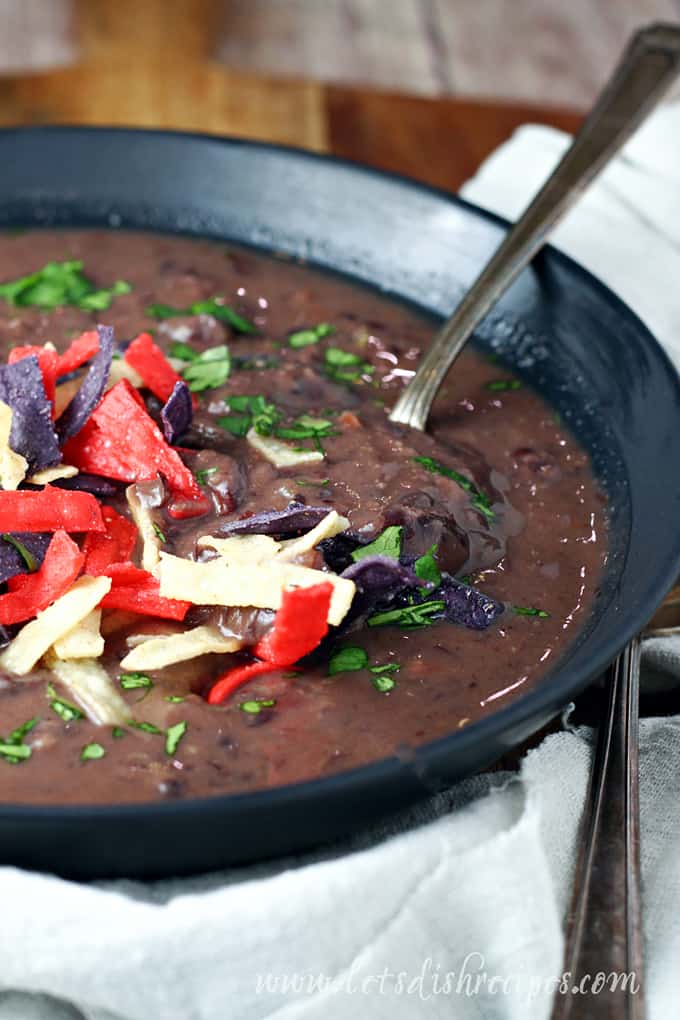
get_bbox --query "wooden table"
[0,58,582,193]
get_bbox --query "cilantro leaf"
[239,699,276,715]
[412,455,495,522]
[367,599,445,630]
[129,720,163,735]
[146,298,256,334]
[81,742,106,761]
[0,742,31,763]
[328,646,369,676]
[324,347,374,383]
[414,544,441,588]
[288,323,334,348]
[195,466,218,486]
[119,673,154,691]
[0,260,130,311]
[180,345,231,392]
[218,395,281,437]
[1,533,38,572]
[485,379,522,392]
[168,340,199,361]
[514,605,550,618]
[371,674,396,693]
[165,720,188,755]
[46,682,84,723]
[351,525,402,563]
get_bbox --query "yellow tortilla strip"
[44,652,129,726]
[246,428,324,468]
[28,464,78,485]
[197,511,349,566]
[0,400,28,491]
[120,625,242,670]
[107,358,143,390]
[52,609,104,660]
[278,511,350,561]
[0,576,111,676]
[196,533,279,563]
[158,552,355,626]
[126,484,161,572]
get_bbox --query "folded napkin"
[4,103,680,1020]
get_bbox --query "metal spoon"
[387,22,680,1020]
[389,22,680,431]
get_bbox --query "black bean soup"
[0,230,607,805]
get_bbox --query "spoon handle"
[550,638,644,1020]
[389,22,680,430]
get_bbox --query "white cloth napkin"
[3,103,680,1020]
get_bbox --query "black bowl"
[1,127,679,879]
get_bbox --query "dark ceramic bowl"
[1,127,679,879]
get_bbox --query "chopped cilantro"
[370,663,400,676]
[146,298,256,334]
[179,344,232,392]
[164,695,186,704]
[371,674,396,693]
[111,726,125,739]
[46,683,84,723]
[367,599,445,629]
[151,522,166,543]
[7,717,39,744]
[514,605,550,618]
[1,534,38,572]
[195,466,218,486]
[414,544,441,588]
[129,720,163,735]
[0,742,31,763]
[295,477,330,488]
[0,716,38,764]
[165,720,188,756]
[239,699,276,714]
[168,340,198,361]
[485,379,522,392]
[412,455,495,522]
[81,742,106,761]
[218,395,281,437]
[233,354,280,372]
[328,646,369,676]
[274,415,335,441]
[0,260,130,311]
[288,323,334,348]
[324,346,374,383]
[119,673,154,691]
[351,525,402,563]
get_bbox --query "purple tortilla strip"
[56,325,114,442]
[341,555,419,598]
[436,574,504,631]
[0,532,51,585]
[161,380,193,444]
[216,502,331,538]
[52,473,119,497]
[0,356,60,471]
